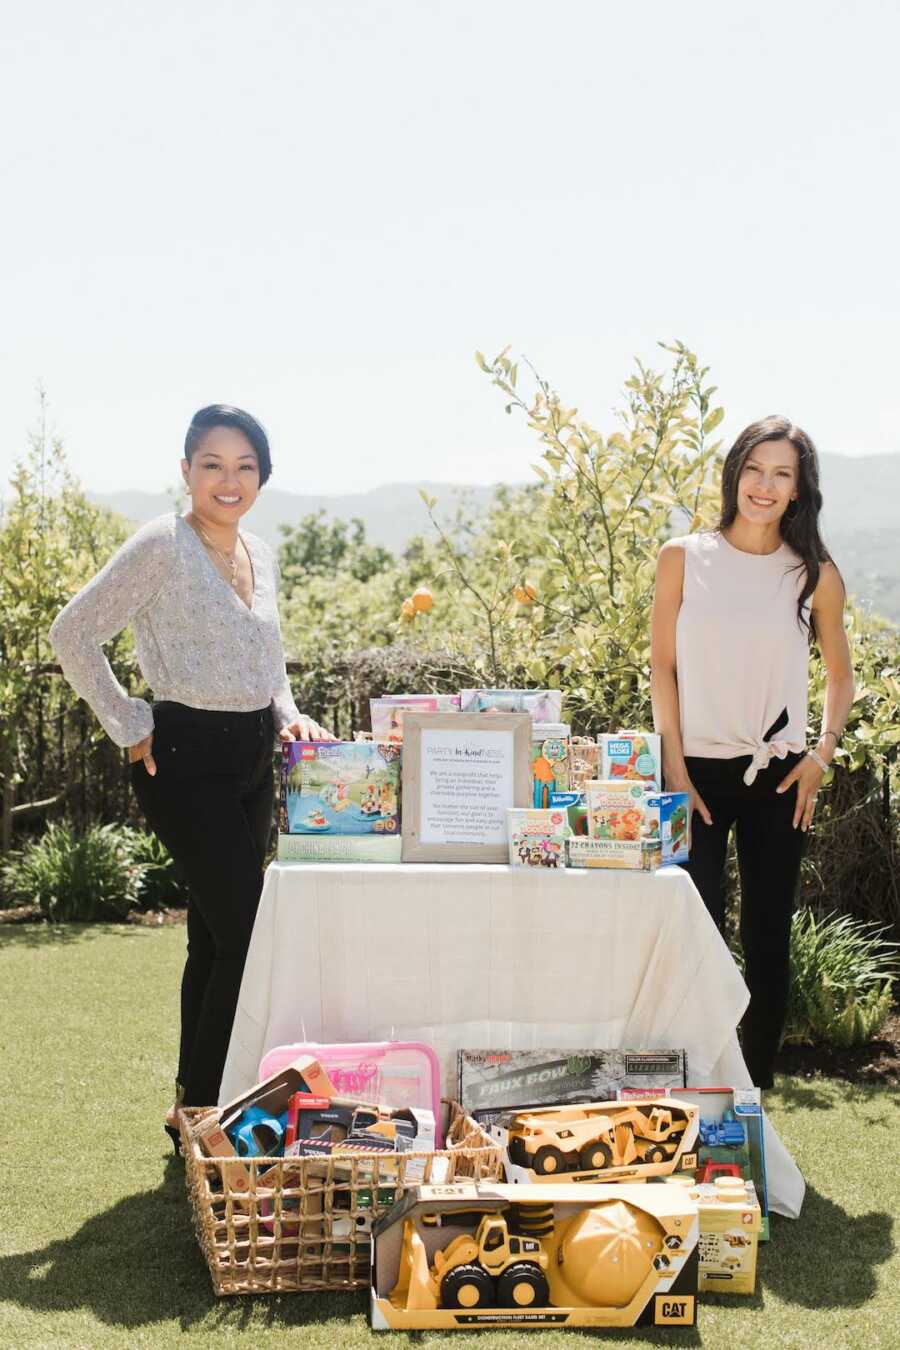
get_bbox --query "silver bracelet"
[806,748,829,772]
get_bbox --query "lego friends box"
[278,741,402,862]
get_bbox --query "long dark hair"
[717,414,840,642]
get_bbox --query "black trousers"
[671,751,807,1089]
[130,700,275,1107]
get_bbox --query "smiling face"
[181,425,261,525]
[735,437,799,525]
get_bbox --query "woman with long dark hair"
[650,415,855,1088]
[49,405,334,1147]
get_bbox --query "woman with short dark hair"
[49,405,334,1146]
[650,415,855,1088]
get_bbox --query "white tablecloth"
[221,862,804,1217]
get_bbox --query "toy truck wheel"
[645,1145,666,1163]
[496,1262,550,1308]
[440,1263,495,1309]
[532,1145,568,1175]
[579,1140,612,1171]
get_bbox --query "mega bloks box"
[506,808,568,868]
[599,732,662,789]
[370,1181,699,1330]
[458,1049,686,1129]
[279,740,401,861]
[492,1097,699,1186]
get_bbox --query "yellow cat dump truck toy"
[494,1097,698,1181]
[371,1182,699,1330]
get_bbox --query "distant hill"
[87,453,900,621]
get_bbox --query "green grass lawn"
[1,925,898,1349]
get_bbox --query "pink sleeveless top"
[674,530,811,785]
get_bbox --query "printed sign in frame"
[401,711,532,862]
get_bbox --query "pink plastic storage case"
[257,1041,443,1146]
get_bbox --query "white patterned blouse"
[48,512,302,749]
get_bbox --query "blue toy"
[229,1105,288,1157]
[698,1109,746,1149]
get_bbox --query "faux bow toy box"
[278,740,402,862]
[370,1180,699,1330]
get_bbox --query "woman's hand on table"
[279,717,338,743]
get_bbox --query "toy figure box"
[370,1180,699,1330]
[599,732,662,789]
[567,737,601,789]
[642,791,691,867]
[531,724,570,806]
[689,1177,762,1295]
[492,1097,699,1186]
[279,740,402,862]
[458,1049,686,1129]
[506,808,568,869]
[621,1086,770,1240]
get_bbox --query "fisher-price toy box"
[370,1181,699,1330]
[278,740,402,862]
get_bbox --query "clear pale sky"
[2,1,898,496]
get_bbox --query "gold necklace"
[191,517,241,589]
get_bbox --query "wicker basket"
[180,1098,502,1295]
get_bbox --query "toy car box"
[621,1085,770,1240]
[688,1176,762,1294]
[371,1180,698,1330]
[458,1049,686,1130]
[278,740,401,862]
[492,1097,699,1185]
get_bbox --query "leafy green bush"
[122,828,192,911]
[0,820,144,921]
[784,910,899,1048]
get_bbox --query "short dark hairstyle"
[184,405,272,487]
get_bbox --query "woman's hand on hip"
[776,755,823,831]
[665,772,713,828]
[279,717,338,743]
[127,733,156,775]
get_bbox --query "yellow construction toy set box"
[370,1180,699,1330]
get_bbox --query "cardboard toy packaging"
[530,723,570,807]
[458,1049,687,1129]
[584,780,646,845]
[621,1086,770,1240]
[370,1180,699,1330]
[506,807,568,868]
[548,789,588,837]
[599,732,662,789]
[642,791,691,867]
[492,1097,699,1186]
[460,688,563,722]
[279,740,401,862]
[688,1177,762,1295]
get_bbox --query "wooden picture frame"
[401,711,533,863]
